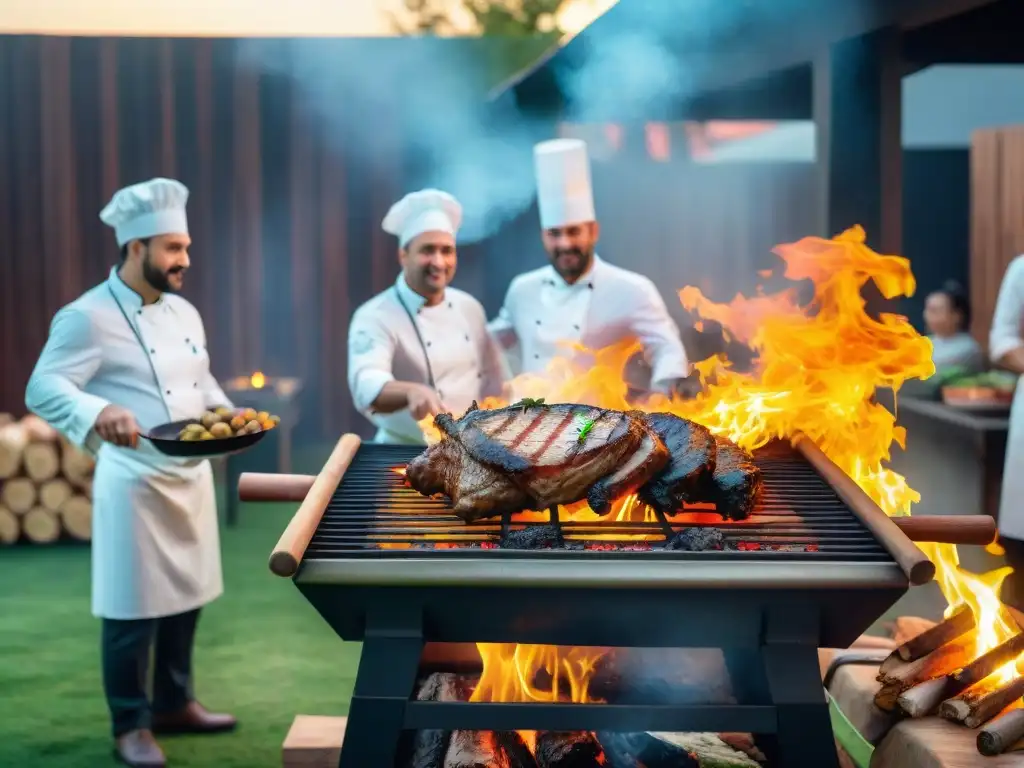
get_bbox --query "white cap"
[534,138,596,229]
[99,178,190,247]
[382,189,462,248]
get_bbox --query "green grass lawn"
[0,450,361,767]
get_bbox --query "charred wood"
[939,676,1024,727]
[664,527,733,552]
[597,732,762,768]
[501,525,566,550]
[978,708,1024,756]
[535,731,603,768]
[896,605,975,662]
[898,676,954,718]
[952,633,1024,690]
[410,673,464,768]
[444,730,504,768]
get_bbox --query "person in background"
[347,188,507,444]
[488,138,698,399]
[988,255,1024,606]
[923,280,984,375]
[25,178,237,768]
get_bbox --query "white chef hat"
[99,177,190,247]
[382,188,462,248]
[534,138,596,230]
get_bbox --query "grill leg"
[337,607,423,768]
[762,644,840,768]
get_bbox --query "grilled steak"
[405,438,531,522]
[431,402,650,514]
[636,413,717,514]
[702,435,763,520]
[586,415,670,514]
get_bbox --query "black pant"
[101,608,200,737]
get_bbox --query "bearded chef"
[25,178,236,768]
[488,138,697,398]
[989,254,1024,608]
[347,188,507,444]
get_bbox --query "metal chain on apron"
[392,286,437,390]
[107,284,174,423]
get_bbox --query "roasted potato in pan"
[177,408,281,441]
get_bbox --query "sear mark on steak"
[636,413,717,514]
[702,436,763,520]
[405,438,532,522]
[587,412,670,514]
[429,401,649,516]
[665,527,732,552]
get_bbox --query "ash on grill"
[401,672,765,768]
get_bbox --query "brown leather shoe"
[152,700,237,735]
[113,729,166,767]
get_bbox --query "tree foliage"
[393,0,572,37]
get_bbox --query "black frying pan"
[144,418,270,458]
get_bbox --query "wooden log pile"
[871,605,1024,757]
[0,412,95,546]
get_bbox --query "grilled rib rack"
[241,433,995,768]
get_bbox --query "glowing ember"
[412,225,1016,707]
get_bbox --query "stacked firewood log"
[0,412,95,546]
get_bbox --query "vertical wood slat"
[971,126,1024,352]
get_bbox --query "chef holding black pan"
[25,177,236,767]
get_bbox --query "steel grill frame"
[272,435,934,768]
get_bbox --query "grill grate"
[303,440,893,564]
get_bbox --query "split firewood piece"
[1,477,37,515]
[409,673,459,768]
[444,729,508,768]
[939,676,1024,727]
[895,605,975,661]
[0,422,29,478]
[21,506,60,543]
[874,637,973,711]
[60,440,95,488]
[899,633,1024,718]
[535,731,603,768]
[23,441,60,482]
[0,504,19,544]
[39,478,72,512]
[978,708,1024,756]
[20,414,58,442]
[59,495,92,541]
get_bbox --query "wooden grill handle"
[239,472,316,502]
[893,515,996,546]
[794,435,936,586]
[266,433,361,578]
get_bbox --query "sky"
[0,0,616,36]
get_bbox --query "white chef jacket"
[25,266,232,620]
[347,274,507,444]
[990,255,1024,540]
[488,254,690,393]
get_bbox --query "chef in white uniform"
[25,178,236,768]
[488,138,696,398]
[347,188,507,444]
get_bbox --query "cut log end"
[59,495,92,541]
[39,478,73,512]
[23,441,60,481]
[1,477,37,515]
[0,505,19,544]
[979,709,1024,756]
[0,423,29,479]
[22,506,60,544]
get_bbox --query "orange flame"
[250,371,266,389]
[417,226,1017,702]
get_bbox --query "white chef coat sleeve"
[990,255,1024,363]
[629,279,691,392]
[487,279,521,351]
[347,308,396,413]
[196,323,234,410]
[25,307,111,449]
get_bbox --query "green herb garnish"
[576,418,595,445]
[512,397,546,412]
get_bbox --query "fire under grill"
[241,433,995,768]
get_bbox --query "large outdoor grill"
[241,432,996,768]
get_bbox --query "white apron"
[25,268,231,619]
